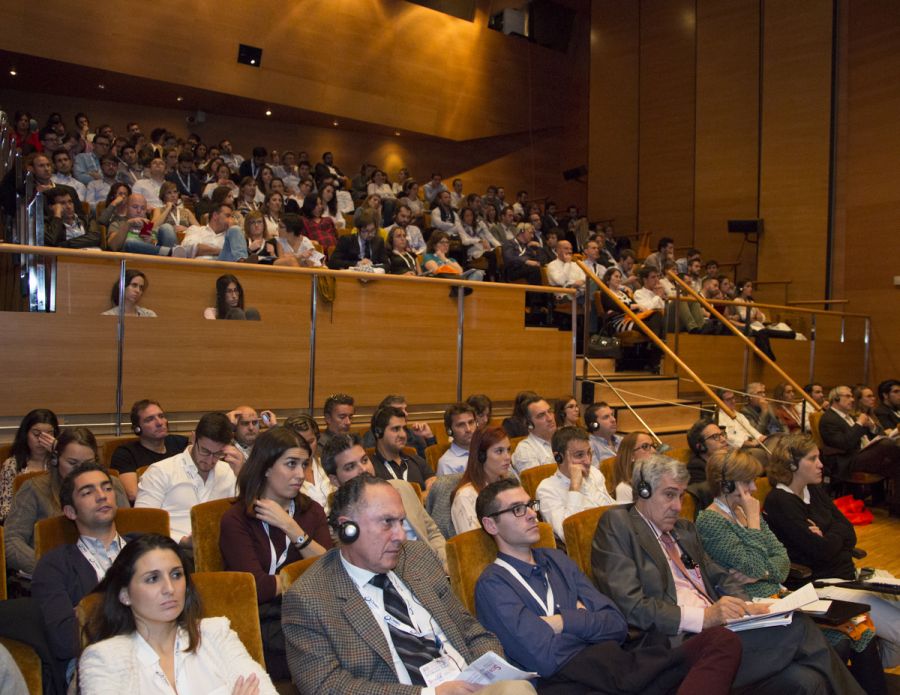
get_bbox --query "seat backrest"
[99,435,137,469]
[190,497,237,573]
[752,475,772,505]
[424,472,463,538]
[425,442,450,474]
[0,637,42,695]
[0,526,6,601]
[809,411,825,448]
[446,522,556,614]
[563,505,616,578]
[599,456,616,495]
[12,470,46,495]
[666,447,692,464]
[34,507,171,561]
[136,464,150,480]
[192,571,265,666]
[520,463,557,500]
[509,436,526,453]
[680,491,697,521]
[279,555,320,592]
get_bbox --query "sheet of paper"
[457,651,537,685]
[725,583,818,629]
[727,614,793,632]
[800,600,833,614]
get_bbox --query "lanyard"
[493,558,555,616]
[261,499,295,574]
[77,534,124,582]
[384,458,408,481]
[713,497,738,523]
[175,171,192,194]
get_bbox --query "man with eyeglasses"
[73,132,111,185]
[536,426,615,539]
[476,478,742,694]
[136,412,236,549]
[740,383,786,437]
[226,405,278,460]
[685,418,730,484]
[714,389,766,451]
[512,396,558,475]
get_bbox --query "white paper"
[457,651,537,685]
[800,600,833,615]
[725,583,818,630]
[727,614,793,632]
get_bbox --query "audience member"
[135,412,237,548]
[370,407,436,492]
[467,393,494,430]
[319,393,355,450]
[592,454,864,694]
[131,157,167,208]
[203,274,260,320]
[281,474,532,694]
[716,389,766,451]
[220,427,331,679]
[546,240,586,302]
[107,193,180,256]
[45,186,100,248]
[435,403,477,476]
[423,171,447,204]
[511,396,558,475]
[101,267,157,319]
[536,426,615,539]
[423,230,485,282]
[875,379,900,431]
[611,431,658,503]
[584,402,621,463]
[79,533,278,693]
[476,478,742,694]
[50,147,87,201]
[361,395,437,458]
[450,427,513,533]
[226,405,276,460]
[282,415,334,509]
[740,383,786,436]
[73,132,110,184]
[6,427,128,575]
[329,209,387,270]
[502,223,548,323]
[502,390,539,438]
[243,210,282,263]
[181,202,249,261]
[386,224,422,275]
[84,154,120,210]
[643,236,675,271]
[685,418,730,485]
[772,382,803,432]
[152,181,200,237]
[0,408,59,523]
[313,151,344,188]
[553,396,581,428]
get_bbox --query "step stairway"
[576,358,709,449]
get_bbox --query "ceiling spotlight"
[9,69,16,76]
[394,131,401,136]
[176,96,184,102]
[98,83,105,90]
[250,59,256,65]
[265,109,272,116]
[332,120,339,127]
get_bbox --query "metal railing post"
[571,296,577,396]
[808,314,817,385]
[308,276,318,414]
[114,259,127,435]
[863,318,871,384]
[456,285,465,402]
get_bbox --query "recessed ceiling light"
[98,83,105,90]
[332,120,339,127]
[250,59,256,65]
[9,69,16,76]
[265,109,272,117]
[176,96,183,102]
[394,131,401,136]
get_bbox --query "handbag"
[588,331,622,359]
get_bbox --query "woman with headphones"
[765,433,900,670]
[450,427,513,533]
[610,431,658,503]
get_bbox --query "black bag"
[588,332,622,359]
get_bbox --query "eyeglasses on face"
[636,442,658,451]
[487,499,540,519]
[704,431,727,442]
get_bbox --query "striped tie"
[370,573,442,685]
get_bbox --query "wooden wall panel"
[588,0,639,232]
[693,0,760,279]
[758,0,833,301]
[836,0,900,383]
[637,0,696,243]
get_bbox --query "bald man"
[106,193,180,255]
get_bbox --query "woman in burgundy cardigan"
[220,426,332,680]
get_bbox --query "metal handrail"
[575,260,737,419]
[666,271,821,413]
[669,294,870,319]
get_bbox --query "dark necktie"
[369,573,441,685]
[660,533,713,604]
[364,239,372,259]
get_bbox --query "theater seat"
[190,497,237,573]
[0,637,41,695]
[666,447,692,464]
[425,472,462,539]
[34,507,170,561]
[599,456,616,495]
[563,505,616,578]
[520,463,556,499]
[279,555,319,592]
[425,442,450,473]
[752,475,772,505]
[12,470,46,496]
[192,571,265,666]
[446,522,555,614]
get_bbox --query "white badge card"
[420,655,463,687]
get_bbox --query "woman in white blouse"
[79,534,276,694]
[450,427,513,534]
[152,182,199,237]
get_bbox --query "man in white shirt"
[385,204,426,255]
[536,426,615,539]
[584,402,622,464]
[132,157,167,208]
[219,139,244,174]
[437,404,477,476]
[50,149,87,201]
[715,389,765,450]
[83,155,119,210]
[545,240,586,302]
[180,202,248,261]
[136,412,237,547]
[633,267,667,313]
[73,133,110,185]
[512,397,558,475]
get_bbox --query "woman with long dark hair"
[0,409,59,522]
[102,269,156,317]
[220,427,331,679]
[611,431,657,503]
[451,427,513,533]
[204,274,260,320]
[80,534,276,694]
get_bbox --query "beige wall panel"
[588,0,639,232]
[758,0,833,301]
[837,1,900,383]
[637,0,696,244]
[693,0,760,278]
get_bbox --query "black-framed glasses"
[636,442,659,452]
[487,499,540,519]
[704,431,727,443]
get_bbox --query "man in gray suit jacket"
[592,454,863,695]
[282,475,535,695]
[321,434,447,572]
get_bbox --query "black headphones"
[694,437,708,455]
[372,425,384,440]
[553,448,564,464]
[336,519,360,544]
[585,410,600,431]
[133,425,142,435]
[636,460,652,499]
[788,452,800,472]
[477,447,487,464]
[720,455,735,494]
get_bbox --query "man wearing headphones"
[536,426,616,539]
[437,403,477,476]
[282,474,535,695]
[371,406,436,493]
[110,399,188,502]
[511,396,558,476]
[584,402,622,464]
[685,418,730,485]
[593,454,864,694]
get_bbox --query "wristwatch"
[293,532,312,551]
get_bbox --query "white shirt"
[546,259,586,298]
[301,457,335,510]
[85,179,113,209]
[633,287,666,311]
[615,481,633,503]
[133,178,166,208]
[536,468,615,538]
[450,483,479,534]
[589,433,622,466]
[135,448,236,542]
[386,223,426,255]
[51,173,87,201]
[717,409,763,448]
[511,432,554,476]
[339,553,464,694]
[181,225,224,259]
[437,442,469,476]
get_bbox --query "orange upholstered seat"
[279,555,320,591]
[667,447,692,464]
[563,505,616,578]
[599,456,616,495]
[34,507,170,561]
[190,497,237,572]
[446,522,556,614]
[520,463,557,499]
[0,637,42,695]
[425,443,450,473]
[12,470,47,495]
